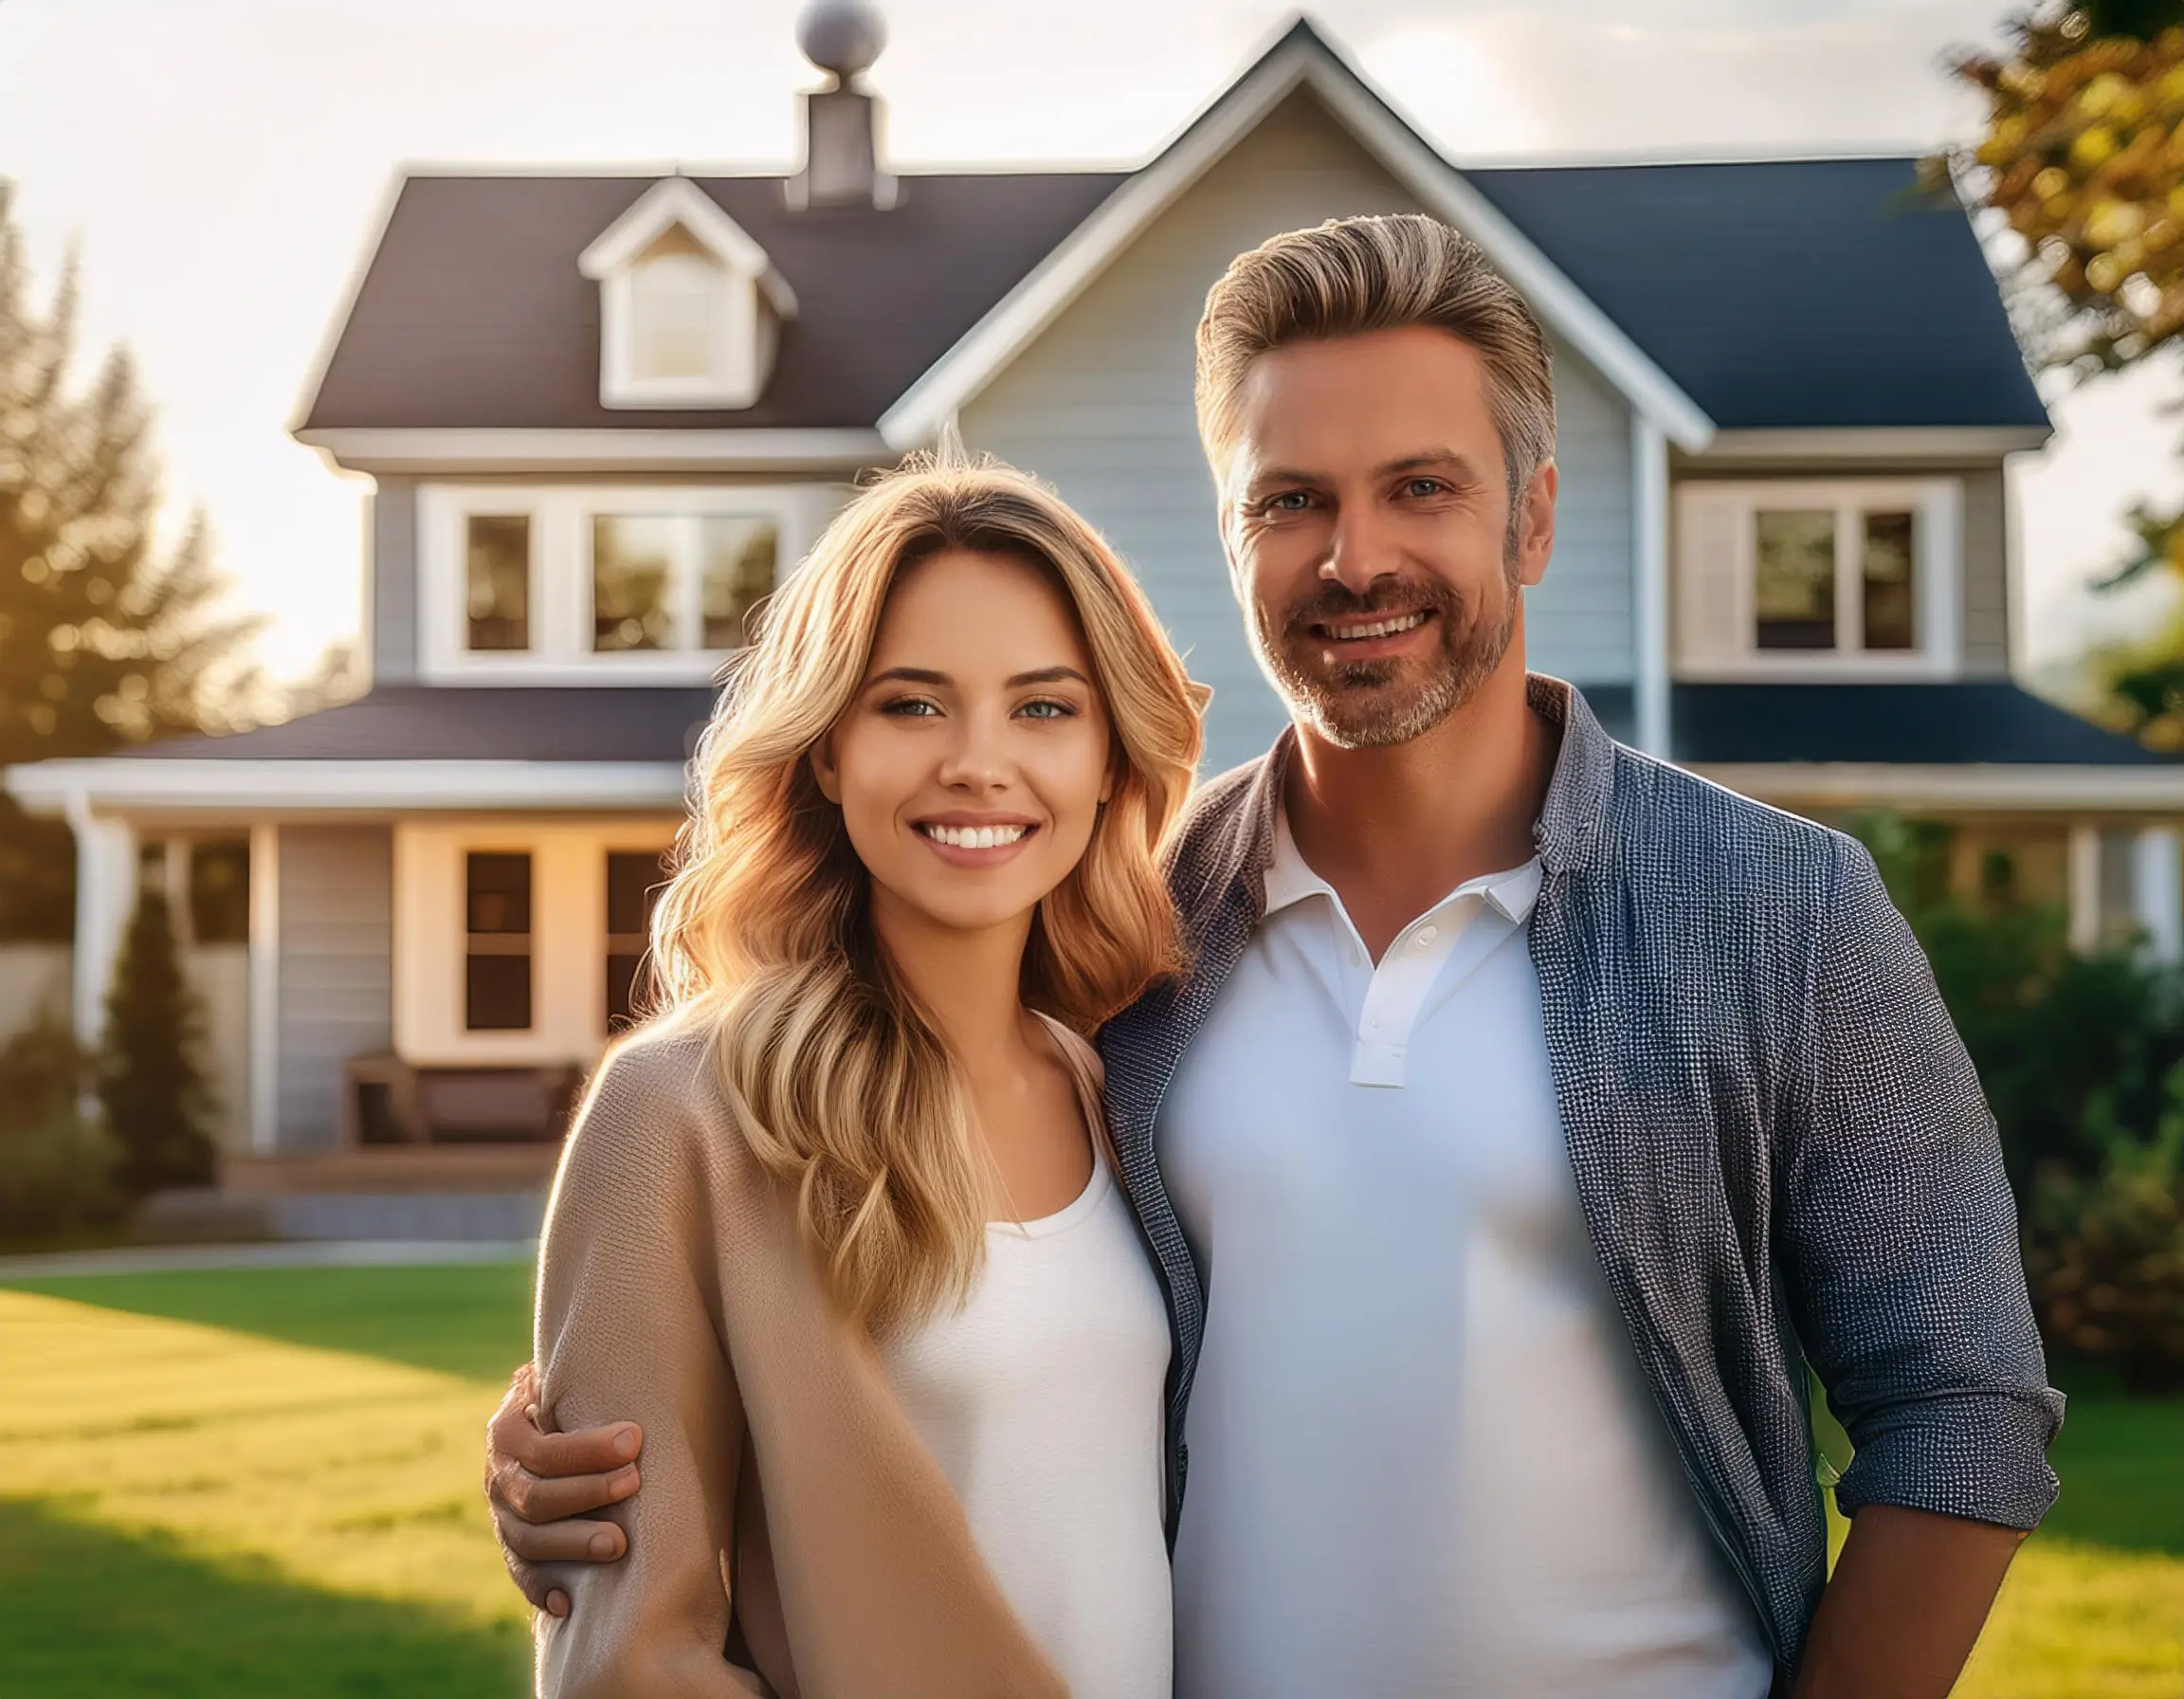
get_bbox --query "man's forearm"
[1790,1504,2026,1699]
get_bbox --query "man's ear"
[810,738,843,804]
[1516,459,1558,589]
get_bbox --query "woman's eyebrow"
[864,666,950,687]
[1007,667,1091,688]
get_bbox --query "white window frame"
[1673,478,1963,681]
[392,818,680,1068]
[417,482,841,685]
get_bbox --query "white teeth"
[922,823,1028,850]
[1328,611,1428,642]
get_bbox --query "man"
[486,214,2061,1697]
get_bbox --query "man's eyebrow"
[1239,466,1326,495]
[1374,450,1483,480]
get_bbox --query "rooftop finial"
[797,2,886,87]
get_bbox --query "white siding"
[275,825,394,1152]
[961,89,1636,773]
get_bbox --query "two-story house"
[13,9,2181,1230]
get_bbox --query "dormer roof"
[576,175,797,319]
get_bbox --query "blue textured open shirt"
[1095,676,2063,1684]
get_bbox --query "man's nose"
[1323,500,1397,595]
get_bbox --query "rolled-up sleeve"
[1782,835,2063,1530]
[532,1046,771,1698]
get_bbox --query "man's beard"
[1249,568,1519,750]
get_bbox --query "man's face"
[1219,324,1556,749]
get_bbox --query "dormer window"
[578,178,799,411]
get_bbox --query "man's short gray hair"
[1194,213,1557,503]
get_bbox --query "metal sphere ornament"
[797,3,887,82]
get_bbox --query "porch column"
[248,823,282,1153]
[64,790,137,1049]
[1630,415,1671,758]
[2133,826,2184,964]
[2067,824,2101,954]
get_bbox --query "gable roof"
[1465,157,2048,432]
[295,19,2041,446]
[880,17,1714,451]
[299,170,1122,432]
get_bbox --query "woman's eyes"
[875,696,1077,721]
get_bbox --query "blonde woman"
[528,459,1203,1699]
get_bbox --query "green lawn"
[1,1263,2178,1697]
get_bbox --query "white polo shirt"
[1156,807,1774,1699]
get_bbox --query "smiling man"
[485,214,2061,1698]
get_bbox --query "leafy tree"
[99,887,216,1195]
[0,178,260,938]
[1945,5,2184,741]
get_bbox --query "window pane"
[606,850,666,936]
[630,249,719,382]
[1754,509,1836,650]
[593,516,678,652]
[606,850,669,1031]
[465,852,531,935]
[1861,510,1917,651]
[465,515,531,651]
[189,839,251,945]
[466,955,533,1032]
[701,517,779,649]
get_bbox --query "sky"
[0,0,2178,685]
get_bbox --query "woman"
[532,458,1204,1699]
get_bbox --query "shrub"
[2027,1086,2184,1394]
[100,888,217,1195]
[0,1010,119,1236]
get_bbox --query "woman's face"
[814,547,1115,945]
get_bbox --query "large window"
[394,823,680,1068]
[1675,480,1961,679]
[421,484,826,683]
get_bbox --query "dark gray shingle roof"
[1466,156,2048,431]
[301,172,1126,431]
[130,687,719,763]
[1672,683,2165,766]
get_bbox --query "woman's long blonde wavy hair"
[646,458,1205,1333]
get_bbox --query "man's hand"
[483,1361,646,1618]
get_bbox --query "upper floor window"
[1674,479,1962,680]
[420,484,835,685]
[578,178,799,411]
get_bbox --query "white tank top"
[878,1138,1174,1699]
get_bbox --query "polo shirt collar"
[1264,803,1544,926]
[1236,675,1613,924]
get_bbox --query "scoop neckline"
[990,1152,1112,1240]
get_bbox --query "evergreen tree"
[99,887,216,1195]
[0,178,260,938]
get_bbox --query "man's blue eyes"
[1259,479,1447,511]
